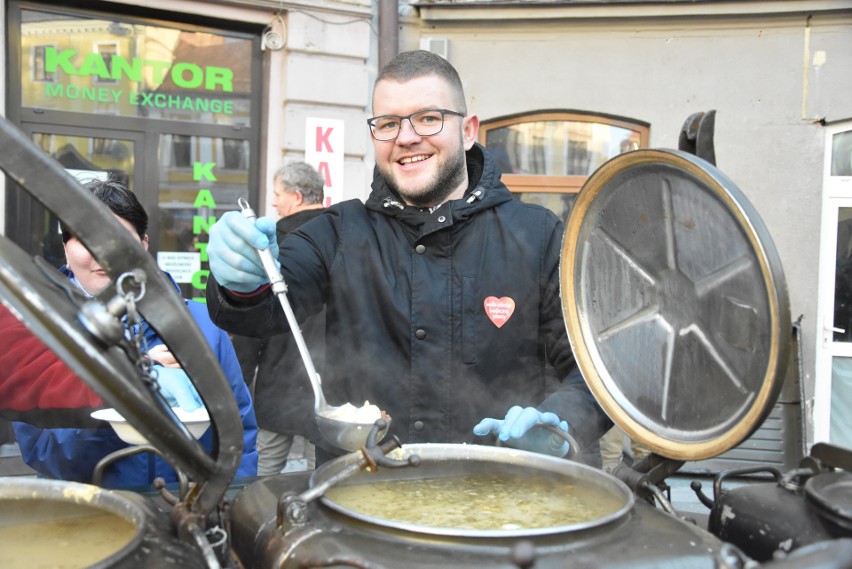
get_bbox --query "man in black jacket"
[232,161,326,475]
[206,50,611,465]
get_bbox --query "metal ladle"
[238,199,390,452]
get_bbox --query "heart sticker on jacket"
[484,296,515,328]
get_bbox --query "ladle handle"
[496,422,580,461]
[237,199,327,411]
[542,423,580,461]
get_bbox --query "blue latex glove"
[154,366,203,412]
[473,406,570,457]
[207,210,280,293]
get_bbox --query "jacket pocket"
[463,276,477,364]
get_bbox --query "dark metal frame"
[0,114,241,514]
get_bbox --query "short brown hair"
[374,50,467,114]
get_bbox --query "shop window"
[91,138,131,162]
[19,8,254,127]
[32,132,56,155]
[170,134,192,168]
[162,135,248,171]
[479,111,649,222]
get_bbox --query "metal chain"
[115,271,157,387]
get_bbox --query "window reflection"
[832,131,852,177]
[835,207,852,342]
[512,193,577,224]
[170,134,192,168]
[222,139,249,170]
[483,113,647,223]
[33,133,134,184]
[485,120,641,177]
[93,42,118,85]
[31,44,56,83]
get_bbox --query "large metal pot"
[0,478,207,569]
[230,444,729,569]
[312,444,632,538]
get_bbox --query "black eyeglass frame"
[367,109,466,141]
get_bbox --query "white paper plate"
[91,407,210,446]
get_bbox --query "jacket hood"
[365,143,513,225]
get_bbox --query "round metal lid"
[561,149,790,461]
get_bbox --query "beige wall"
[277,7,374,210]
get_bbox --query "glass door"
[15,126,252,303]
[156,133,250,301]
[816,121,852,448]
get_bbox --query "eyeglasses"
[367,109,466,141]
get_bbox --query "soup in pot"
[0,503,138,569]
[324,466,623,531]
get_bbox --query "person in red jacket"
[0,303,105,428]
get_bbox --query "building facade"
[2,0,851,465]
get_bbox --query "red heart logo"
[484,296,515,328]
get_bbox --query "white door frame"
[815,119,852,444]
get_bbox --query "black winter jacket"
[207,144,610,459]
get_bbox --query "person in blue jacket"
[12,178,258,489]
